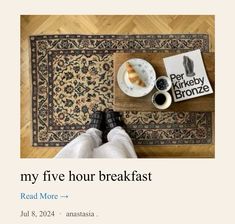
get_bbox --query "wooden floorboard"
[20,15,215,158]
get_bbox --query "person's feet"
[89,109,123,132]
[105,109,123,131]
[89,111,104,131]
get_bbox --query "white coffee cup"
[152,91,172,110]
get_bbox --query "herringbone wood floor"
[20,15,215,158]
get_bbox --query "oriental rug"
[30,34,212,146]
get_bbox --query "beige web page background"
[0,0,235,223]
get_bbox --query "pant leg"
[54,128,102,158]
[93,126,137,158]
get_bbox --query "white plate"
[117,58,156,97]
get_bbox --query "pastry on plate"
[126,62,146,87]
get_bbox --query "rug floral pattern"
[30,34,212,146]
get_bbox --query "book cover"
[163,49,213,102]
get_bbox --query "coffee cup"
[155,76,172,92]
[152,91,172,110]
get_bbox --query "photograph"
[20,15,215,158]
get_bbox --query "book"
[163,49,213,102]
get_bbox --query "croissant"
[126,62,146,87]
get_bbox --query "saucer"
[117,58,156,97]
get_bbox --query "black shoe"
[105,110,123,131]
[89,111,105,131]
